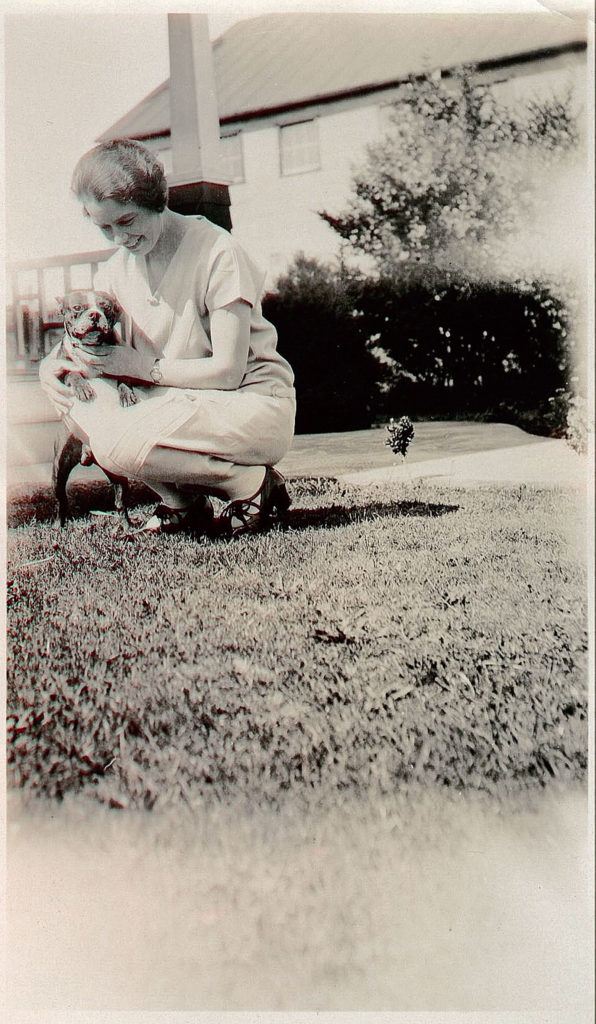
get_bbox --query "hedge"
[263,257,574,436]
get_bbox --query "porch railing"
[6,248,115,378]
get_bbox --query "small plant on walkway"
[386,415,415,458]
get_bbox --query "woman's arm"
[160,301,251,390]
[80,300,252,391]
[38,342,76,415]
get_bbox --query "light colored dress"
[65,217,296,494]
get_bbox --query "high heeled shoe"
[219,467,291,537]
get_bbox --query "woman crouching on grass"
[39,138,296,537]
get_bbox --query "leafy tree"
[321,68,579,279]
[316,69,585,440]
[267,73,584,438]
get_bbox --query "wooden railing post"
[6,248,116,378]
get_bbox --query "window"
[220,132,245,183]
[279,119,320,176]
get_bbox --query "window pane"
[280,120,320,175]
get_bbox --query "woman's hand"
[39,346,75,416]
[74,344,153,384]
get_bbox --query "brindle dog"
[52,289,136,526]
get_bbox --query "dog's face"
[58,290,120,351]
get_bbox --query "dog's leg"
[52,423,83,527]
[107,474,133,525]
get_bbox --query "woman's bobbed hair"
[71,138,168,212]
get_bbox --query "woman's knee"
[87,434,134,478]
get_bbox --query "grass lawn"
[6,476,588,809]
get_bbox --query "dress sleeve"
[204,241,265,314]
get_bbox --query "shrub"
[263,255,388,433]
[565,394,590,455]
[549,385,590,455]
[264,255,574,436]
[355,272,574,433]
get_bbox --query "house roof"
[98,12,587,141]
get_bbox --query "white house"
[99,12,588,283]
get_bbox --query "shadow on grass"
[280,500,458,532]
[7,481,154,529]
[7,479,458,531]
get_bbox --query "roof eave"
[96,79,169,143]
[97,39,587,142]
[222,39,587,126]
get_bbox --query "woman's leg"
[95,386,294,501]
[76,382,295,529]
[136,447,266,502]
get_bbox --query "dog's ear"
[54,296,66,318]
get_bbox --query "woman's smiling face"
[81,197,163,256]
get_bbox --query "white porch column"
[168,13,225,184]
[167,13,231,228]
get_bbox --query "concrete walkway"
[7,420,588,495]
[339,438,587,490]
[281,422,588,490]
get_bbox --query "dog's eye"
[71,305,84,312]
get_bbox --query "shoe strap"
[220,497,261,526]
[153,503,185,526]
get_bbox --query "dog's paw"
[118,383,139,407]
[73,380,96,401]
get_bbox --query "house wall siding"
[228,58,585,285]
[153,57,584,287]
[227,103,382,284]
